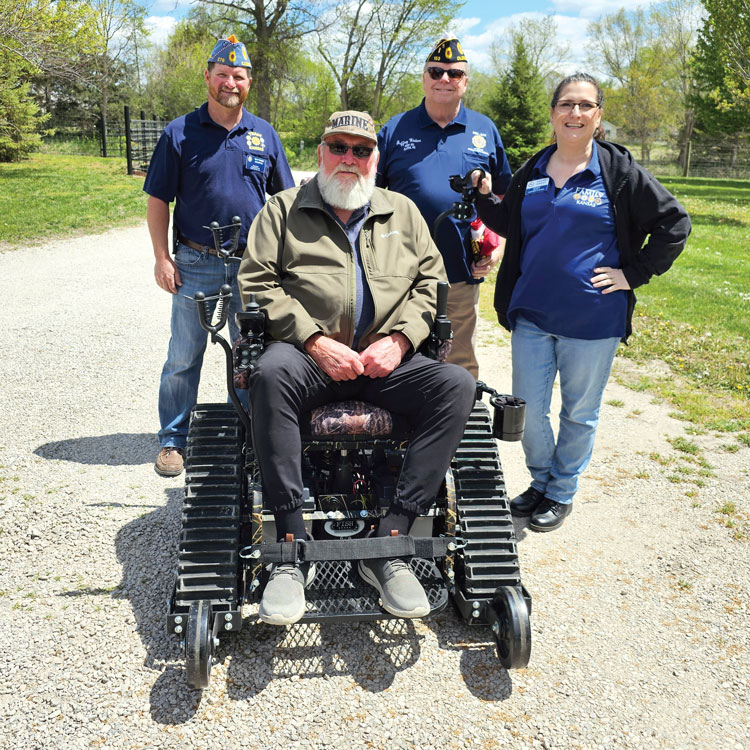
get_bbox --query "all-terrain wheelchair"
[166,218,532,690]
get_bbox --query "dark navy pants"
[250,341,476,515]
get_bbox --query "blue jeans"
[158,243,245,449]
[511,315,620,505]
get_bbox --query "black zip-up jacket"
[476,140,692,342]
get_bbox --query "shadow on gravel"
[424,611,514,701]
[224,618,421,700]
[112,486,204,723]
[112,484,423,724]
[34,432,159,465]
[513,516,530,543]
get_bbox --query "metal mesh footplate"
[299,557,448,623]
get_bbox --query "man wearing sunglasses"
[237,110,476,626]
[377,37,512,379]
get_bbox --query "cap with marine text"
[322,111,377,144]
[208,34,252,68]
[426,37,467,64]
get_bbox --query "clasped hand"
[305,333,410,381]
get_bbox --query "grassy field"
[0,154,146,246]
[480,175,750,438]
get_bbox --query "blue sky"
[145,0,654,72]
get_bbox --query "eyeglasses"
[555,100,599,113]
[425,66,467,80]
[324,141,374,159]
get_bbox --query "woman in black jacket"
[473,72,691,532]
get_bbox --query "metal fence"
[636,139,750,179]
[40,106,166,172]
[122,107,166,175]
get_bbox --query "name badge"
[526,177,549,195]
[247,154,267,173]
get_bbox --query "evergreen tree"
[488,38,549,171]
[0,79,49,161]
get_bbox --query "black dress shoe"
[529,498,573,532]
[510,486,546,517]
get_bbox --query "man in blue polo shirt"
[144,35,294,477]
[376,37,512,378]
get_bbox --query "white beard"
[317,164,376,210]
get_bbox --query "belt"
[178,236,241,258]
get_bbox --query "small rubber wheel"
[490,586,531,669]
[185,600,213,689]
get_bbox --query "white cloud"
[146,15,177,47]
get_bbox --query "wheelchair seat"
[309,400,392,437]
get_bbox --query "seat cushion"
[310,400,393,436]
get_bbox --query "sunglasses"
[324,141,374,159]
[425,66,467,80]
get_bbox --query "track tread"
[173,403,244,612]
[452,402,522,597]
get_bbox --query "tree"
[0,0,98,78]
[488,38,549,170]
[315,0,456,120]
[461,70,495,117]
[0,72,49,161]
[690,4,750,166]
[140,19,218,119]
[701,0,750,106]
[490,15,570,91]
[650,0,702,167]
[90,0,148,149]
[197,0,324,122]
[587,7,680,160]
[272,53,338,143]
[0,0,98,161]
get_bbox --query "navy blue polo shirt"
[376,100,511,283]
[508,145,627,340]
[143,103,294,250]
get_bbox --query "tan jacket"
[238,176,446,351]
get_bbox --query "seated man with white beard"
[237,110,477,626]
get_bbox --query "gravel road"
[1,223,748,750]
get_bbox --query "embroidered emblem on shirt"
[380,231,400,238]
[467,131,489,156]
[396,138,421,151]
[574,188,603,207]
[246,131,266,151]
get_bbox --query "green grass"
[480,174,750,436]
[0,154,146,246]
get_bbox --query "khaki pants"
[445,281,480,379]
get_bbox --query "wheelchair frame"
[165,220,532,690]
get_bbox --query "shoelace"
[384,559,410,577]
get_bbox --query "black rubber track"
[173,404,244,613]
[451,401,522,599]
